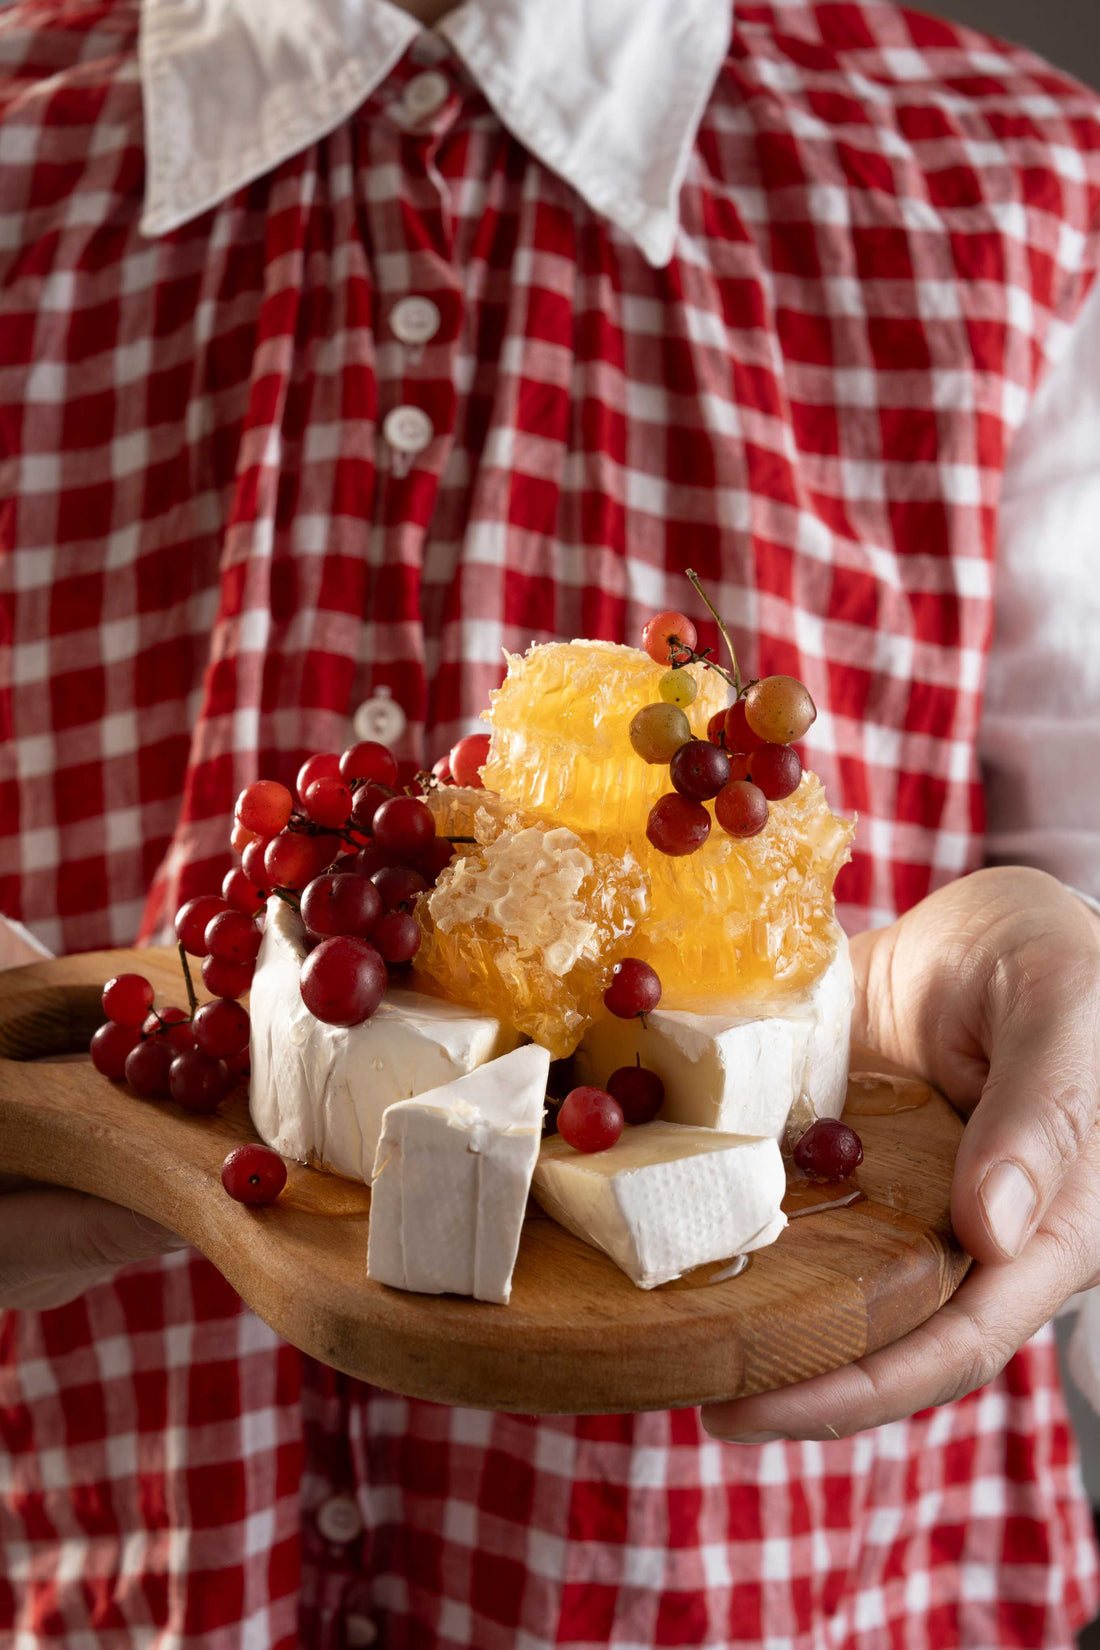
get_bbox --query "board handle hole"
[0,986,106,1061]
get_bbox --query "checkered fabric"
[2,0,1100,1644]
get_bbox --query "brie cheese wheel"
[533,1122,787,1289]
[367,1044,550,1304]
[575,923,853,1142]
[249,899,520,1182]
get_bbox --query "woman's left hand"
[701,866,1100,1442]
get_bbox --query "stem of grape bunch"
[685,569,741,698]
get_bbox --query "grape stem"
[177,942,200,1018]
[685,568,741,698]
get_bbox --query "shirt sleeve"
[979,276,1100,900]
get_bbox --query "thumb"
[7,1186,187,1290]
[950,963,1100,1265]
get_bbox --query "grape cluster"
[633,607,817,855]
[90,972,250,1111]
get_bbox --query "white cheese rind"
[575,925,853,1141]
[249,899,520,1183]
[533,1122,787,1288]
[367,1044,550,1304]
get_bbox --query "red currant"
[642,610,697,666]
[793,1119,864,1182]
[606,1064,665,1125]
[723,699,766,755]
[175,895,230,957]
[669,739,731,802]
[231,819,257,854]
[205,909,261,966]
[714,779,769,838]
[604,958,662,1019]
[449,733,491,789]
[557,1087,624,1153]
[263,829,340,890]
[343,841,399,880]
[302,775,353,828]
[431,755,453,783]
[706,710,728,747]
[296,752,342,801]
[101,973,154,1027]
[645,793,711,856]
[371,864,428,912]
[226,1046,251,1078]
[235,779,293,837]
[241,838,270,887]
[743,675,816,745]
[141,1005,195,1052]
[301,871,382,939]
[408,834,455,881]
[124,1037,175,1099]
[221,1143,288,1206]
[191,997,251,1059]
[169,1049,231,1113]
[349,782,392,834]
[372,796,434,854]
[372,910,421,963]
[90,1020,142,1078]
[339,741,398,788]
[222,866,267,915]
[201,955,255,1000]
[749,743,803,800]
[299,936,387,1026]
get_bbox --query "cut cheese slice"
[249,899,520,1183]
[533,1122,787,1288]
[575,923,853,1142]
[367,1044,550,1304]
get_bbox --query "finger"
[701,1214,1077,1442]
[0,1186,186,1307]
[950,961,1100,1264]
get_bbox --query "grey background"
[927,0,1100,87]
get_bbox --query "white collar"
[139,0,730,266]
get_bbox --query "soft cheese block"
[575,924,853,1142]
[249,899,519,1183]
[367,1044,550,1304]
[533,1122,787,1289]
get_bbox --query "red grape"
[706,710,728,747]
[231,820,257,854]
[296,752,341,800]
[124,1037,175,1099]
[302,776,353,828]
[743,675,816,745]
[222,866,266,915]
[749,743,803,800]
[169,1049,231,1113]
[606,1063,665,1125]
[226,1046,251,1078]
[344,840,399,880]
[793,1118,863,1182]
[191,997,251,1059]
[90,1020,142,1078]
[371,864,428,912]
[449,733,491,789]
[642,610,697,666]
[300,936,387,1026]
[142,1005,195,1052]
[263,829,340,890]
[222,1143,287,1206]
[101,973,154,1027]
[372,910,421,963]
[241,838,270,887]
[205,909,261,966]
[301,871,382,939]
[175,895,230,957]
[408,834,456,881]
[723,699,766,755]
[201,954,255,1000]
[645,793,711,856]
[372,796,434,854]
[350,782,392,834]
[235,779,293,837]
[714,779,769,838]
[669,739,731,802]
[339,741,398,787]
[557,1087,624,1153]
[431,755,453,782]
[604,958,662,1019]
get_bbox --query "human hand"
[702,866,1100,1441]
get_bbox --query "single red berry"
[299,935,387,1026]
[408,834,455,882]
[235,779,293,837]
[372,796,435,854]
[90,1020,142,1079]
[101,973,155,1027]
[141,1005,195,1052]
[296,751,342,801]
[372,909,422,963]
[169,1049,231,1113]
[301,871,382,939]
[645,792,711,856]
[724,699,766,755]
[743,675,816,745]
[714,779,769,838]
[371,864,428,912]
[201,954,255,1000]
[606,1064,665,1125]
[349,782,392,835]
[706,710,728,747]
[793,1118,864,1182]
[303,775,353,828]
[124,1037,175,1099]
[225,1046,251,1078]
[205,909,262,966]
[231,819,257,854]
[749,743,803,801]
[669,739,731,802]
[431,755,453,783]
[241,838,270,887]
[344,840,400,880]
[222,866,267,915]
[604,958,662,1019]
[175,895,230,957]
[222,1143,288,1206]
[263,829,341,890]
[449,733,491,789]
[642,610,698,666]
[339,741,398,787]
[191,997,251,1059]
[557,1087,624,1153]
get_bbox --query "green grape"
[743,675,816,745]
[658,669,697,709]
[628,702,692,764]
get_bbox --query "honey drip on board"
[782,1177,864,1217]
[656,1253,753,1291]
[844,1073,934,1117]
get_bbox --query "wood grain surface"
[0,948,971,1413]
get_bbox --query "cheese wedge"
[575,923,853,1142]
[249,899,520,1182]
[367,1044,550,1304]
[533,1122,787,1288]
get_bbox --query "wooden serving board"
[0,948,971,1414]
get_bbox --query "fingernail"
[979,1160,1036,1258]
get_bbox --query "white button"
[382,404,433,456]
[315,1495,363,1544]
[345,1616,378,1647]
[402,70,449,122]
[390,296,441,347]
[353,690,406,746]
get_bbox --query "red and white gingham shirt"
[3,0,1100,1644]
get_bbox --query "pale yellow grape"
[658,669,697,708]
